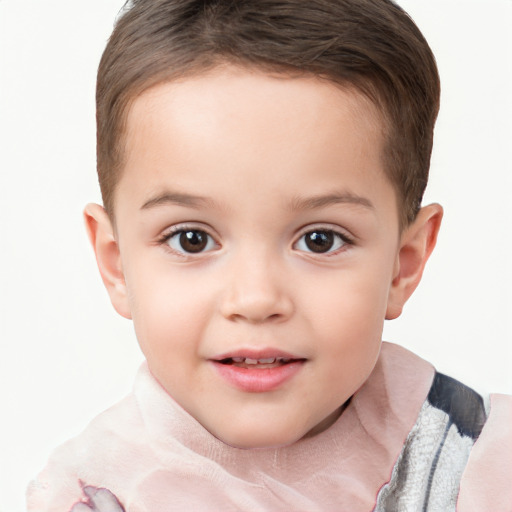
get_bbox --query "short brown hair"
[97,0,440,226]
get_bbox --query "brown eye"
[296,230,347,254]
[305,231,334,253]
[167,229,215,254]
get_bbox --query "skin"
[86,66,442,449]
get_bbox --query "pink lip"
[210,348,306,393]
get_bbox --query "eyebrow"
[140,190,374,212]
[288,192,374,211]
[140,191,215,210]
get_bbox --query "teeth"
[230,357,281,364]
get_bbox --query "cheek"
[303,266,390,337]
[300,267,389,387]
[126,262,215,358]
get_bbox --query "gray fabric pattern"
[374,401,476,511]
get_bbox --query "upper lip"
[211,348,305,362]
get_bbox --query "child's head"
[86,0,443,449]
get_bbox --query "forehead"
[118,66,395,217]
[125,66,385,151]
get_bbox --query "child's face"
[112,66,403,448]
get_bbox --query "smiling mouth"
[211,354,306,391]
[217,357,304,369]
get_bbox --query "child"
[26,0,511,510]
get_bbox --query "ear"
[386,204,443,320]
[84,203,132,319]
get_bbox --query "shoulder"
[419,363,512,512]
[375,368,485,511]
[26,370,153,512]
[457,393,512,511]
[375,345,511,511]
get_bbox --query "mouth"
[210,351,306,392]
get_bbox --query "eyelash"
[157,225,354,257]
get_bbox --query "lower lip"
[211,361,304,392]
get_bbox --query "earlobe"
[386,204,443,320]
[84,203,132,319]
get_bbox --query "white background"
[0,0,511,510]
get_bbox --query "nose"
[219,250,294,324]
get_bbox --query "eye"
[295,229,349,254]
[165,229,217,254]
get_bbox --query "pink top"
[27,342,512,511]
[458,394,512,511]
